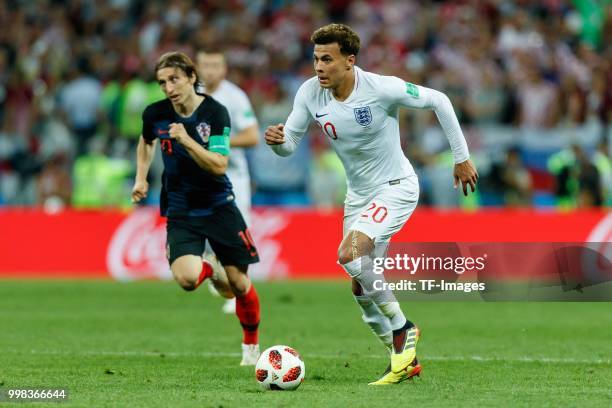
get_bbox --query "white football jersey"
[208,80,258,181]
[274,66,469,193]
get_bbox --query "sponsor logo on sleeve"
[405,82,420,98]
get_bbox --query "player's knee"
[171,256,202,291]
[337,246,354,265]
[176,277,197,291]
[229,276,249,297]
[338,231,374,265]
[173,270,198,291]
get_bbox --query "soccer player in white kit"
[196,49,260,316]
[265,24,478,385]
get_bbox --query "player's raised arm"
[132,106,159,203]
[266,121,307,157]
[266,81,312,157]
[169,122,230,176]
[379,76,478,195]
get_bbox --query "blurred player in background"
[266,24,477,384]
[195,48,260,315]
[131,52,261,365]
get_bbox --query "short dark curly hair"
[311,23,360,56]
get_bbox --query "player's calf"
[224,265,261,364]
[338,231,387,298]
[225,265,251,297]
[340,231,408,348]
[203,252,234,298]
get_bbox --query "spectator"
[575,145,603,208]
[465,67,508,125]
[490,147,533,207]
[72,137,131,209]
[515,53,560,128]
[592,140,611,206]
[57,57,102,155]
[36,153,71,212]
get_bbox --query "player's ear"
[346,55,355,69]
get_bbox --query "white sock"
[342,257,407,332]
[376,301,407,331]
[354,294,393,352]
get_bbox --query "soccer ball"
[255,345,305,390]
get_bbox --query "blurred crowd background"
[0,0,610,211]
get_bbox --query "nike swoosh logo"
[315,113,329,118]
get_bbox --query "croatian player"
[131,52,261,365]
[195,49,260,315]
[265,24,477,384]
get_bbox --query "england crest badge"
[196,122,211,143]
[354,106,372,126]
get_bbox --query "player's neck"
[331,69,355,102]
[174,93,205,118]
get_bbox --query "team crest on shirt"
[196,122,211,143]
[354,106,372,126]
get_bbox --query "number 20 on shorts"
[361,202,388,223]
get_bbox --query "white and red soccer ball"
[255,345,305,390]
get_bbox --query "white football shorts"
[343,175,419,245]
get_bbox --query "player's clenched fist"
[131,179,149,203]
[265,123,285,145]
[169,123,188,144]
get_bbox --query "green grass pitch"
[0,280,611,407]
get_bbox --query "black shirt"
[142,97,233,217]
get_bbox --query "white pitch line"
[5,349,610,365]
